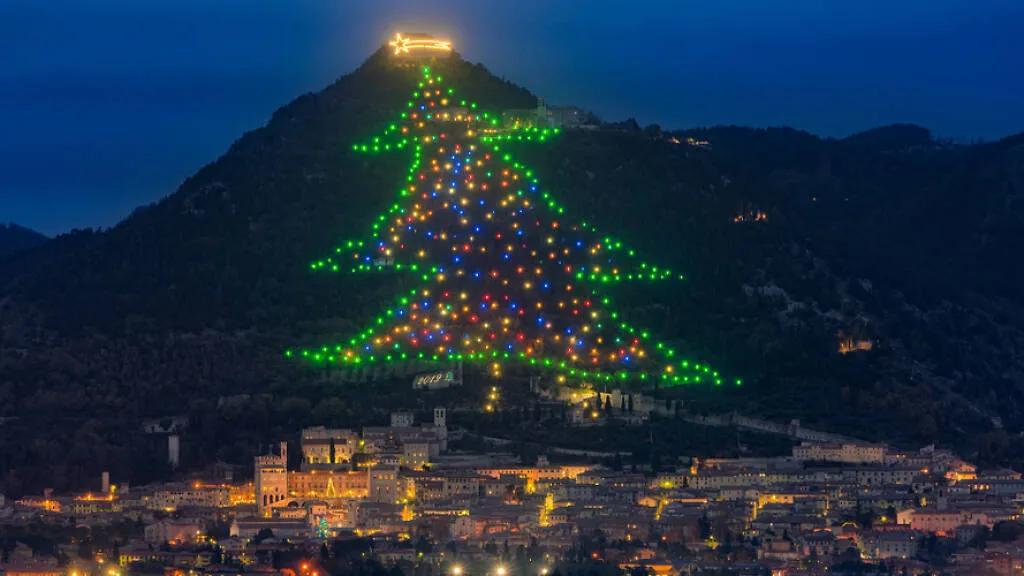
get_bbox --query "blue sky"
[2,0,1022,235]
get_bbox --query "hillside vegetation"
[2,49,1023,496]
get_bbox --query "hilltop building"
[503,100,598,130]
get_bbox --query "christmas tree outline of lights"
[289,65,740,388]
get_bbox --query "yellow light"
[389,33,453,56]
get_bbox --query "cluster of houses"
[6,410,1024,575]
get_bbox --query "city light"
[451,565,464,576]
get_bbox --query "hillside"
[0,223,48,259]
[522,125,1024,448]
[2,48,1023,496]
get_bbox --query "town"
[4,24,1024,576]
[4,393,1024,576]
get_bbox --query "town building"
[254,442,288,517]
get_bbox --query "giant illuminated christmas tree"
[290,65,739,388]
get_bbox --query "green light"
[290,65,737,389]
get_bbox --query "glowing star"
[389,33,453,56]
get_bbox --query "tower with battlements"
[255,442,288,517]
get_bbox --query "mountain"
[840,123,935,151]
[2,47,1023,496]
[0,223,48,259]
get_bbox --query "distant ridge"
[841,123,934,151]
[0,222,48,258]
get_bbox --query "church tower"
[255,442,288,518]
[434,407,448,451]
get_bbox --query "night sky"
[2,0,1022,236]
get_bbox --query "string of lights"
[290,66,739,388]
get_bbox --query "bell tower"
[434,407,448,450]
[255,442,288,518]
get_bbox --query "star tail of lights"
[291,64,740,388]
[389,33,452,56]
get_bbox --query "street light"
[451,565,463,576]
[495,566,508,576]
[540,568,549,576]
